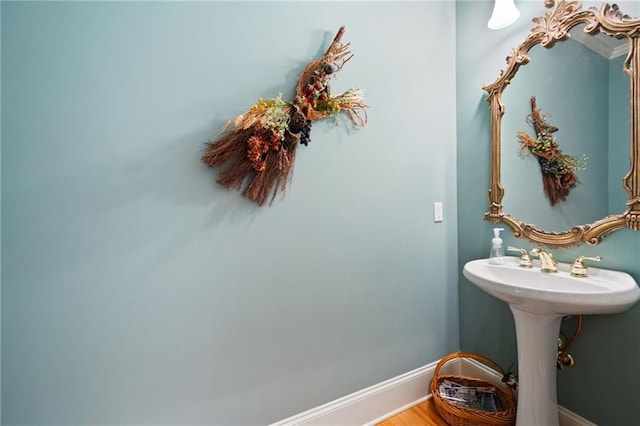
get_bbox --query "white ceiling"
[571,23,629,59]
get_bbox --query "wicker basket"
[431,352,516,426]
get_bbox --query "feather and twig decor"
[201,26,367,206]
[517,96,586,206]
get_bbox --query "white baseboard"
[270,356,595,426]
[269,361,438,426]
[558,406,598,426]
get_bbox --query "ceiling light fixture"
[488,0,520,30]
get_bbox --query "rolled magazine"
[438,379,502,412]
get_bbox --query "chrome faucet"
[530,247,558,273]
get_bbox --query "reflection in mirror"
[483,1,640,248]
[501,30,629,231]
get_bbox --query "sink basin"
[463,256,640,316]
[463,256,640,425]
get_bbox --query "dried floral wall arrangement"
[201,26,367,206]
[517,96,586,206]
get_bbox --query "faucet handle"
[570,256,602,278]
[507,246,532,268]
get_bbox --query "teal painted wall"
[1,1,458,424]
[457,1,640,425]
[0,2,3,422]
[5,0,638,424]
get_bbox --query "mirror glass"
[483,1,640,247]
[501,28,630,231]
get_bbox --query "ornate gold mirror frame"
[483,0,640,248]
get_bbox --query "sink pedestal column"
[510,307,563,426]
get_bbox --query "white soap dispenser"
[489,228,506,264]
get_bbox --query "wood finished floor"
[376,399,448,426]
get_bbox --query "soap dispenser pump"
[489,228,506,264]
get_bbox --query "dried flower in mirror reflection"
[517,96,587,206]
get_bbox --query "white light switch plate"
[434,202,443,222]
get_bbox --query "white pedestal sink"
[463,256,640,426]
